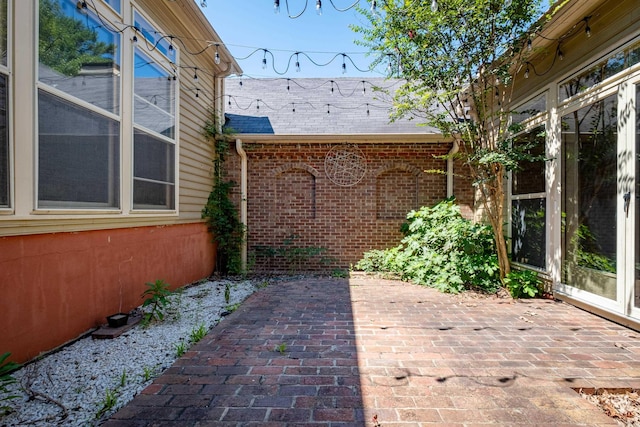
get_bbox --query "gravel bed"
[0,278,262,426]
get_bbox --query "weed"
[119,369,127,387]
[274,343,287,355]
[331,268,348,278]
[95,388,118,420]
[256,280,270,289]
[224,283,231,304]
[141,279,173,326]
[190,323,208,343]
[0,352,20,415]
[225,302,241,313]
[142,366,155,382]
[174,341,187,357]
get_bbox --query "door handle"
[623,192,631,218]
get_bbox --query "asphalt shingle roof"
[223,77,439,135]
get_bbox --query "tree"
[39,0,115,76]
[353,0,548,281]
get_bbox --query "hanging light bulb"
[326,104,330,114]
[316,0,322,15]
[193,68,198,82]
[330,80,334,95]
[261,50,268,70]
[256,99,260,110]
[287,78,291,94]
[362,81,366,96]
[431,0,438,12]
[366,103,370,116]
[168,37,174,53]
[76,1,88,15]
[132,27,138,44]
[558,46,564,60]
[370,0,377,13]
[228,96,231,107]
[341,55,347,74]
[292,103,296,113]
[200,0,207,7]
[584,17,591,38]
[527,38,532,51]
[524,65,530,79]
[195,89,200,98]
[214,44,220,65]
[274,0,280,14]
[295,53,301,72]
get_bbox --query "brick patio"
[104,275,640,426]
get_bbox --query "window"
[132,15,176,210]
[38,0,121,209]
[559,38,640,102]
[0,0,7,208]
[511,93,546,124]
[511,125,546,269]
[38,91,120,208]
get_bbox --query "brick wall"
[226,141,474,272]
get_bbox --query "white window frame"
[0,0,11,213]
[129,6,179,213]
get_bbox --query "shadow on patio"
[104,275,639,426]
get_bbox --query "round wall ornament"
[324,144,367,187]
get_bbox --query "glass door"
[562,94,618,302]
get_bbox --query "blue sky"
[201,0,384,78]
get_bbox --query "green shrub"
[504,269,541,298]
[355,199,501,293]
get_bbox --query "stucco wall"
[0,223,215,363]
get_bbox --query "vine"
[201,114,244,275]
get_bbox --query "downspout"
[235,138,248,272]
[447,140,459,198]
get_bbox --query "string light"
[370,0,376,13]
[527,38,532,51]
[200,0,207,7]
[262,50,268,69]
[584,17,591,38]
[524,64,530,79]
[430,0,438,12]
[341,54,347,74]
[76,1,88,15]
[316,0,322,15]
[193,67,199,82]
[295,53,301,72]
[274,0,280,13]
[214,44,221,65]
[168,36,174,52]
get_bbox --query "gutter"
[447,140,459,198]
[235,138,248,271]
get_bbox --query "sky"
[200,0,385,79]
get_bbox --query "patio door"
[561,84,640,317]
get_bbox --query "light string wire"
[82,0,596,101]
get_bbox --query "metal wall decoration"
[324,144,367,186]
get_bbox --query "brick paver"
[104,275,640,426]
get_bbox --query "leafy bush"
[504,269,541,298]
[355,199,501,293]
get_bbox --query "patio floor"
[103,275,640,426]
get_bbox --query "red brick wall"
[226,141,474,272]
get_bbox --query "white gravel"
[0,278,261,426]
